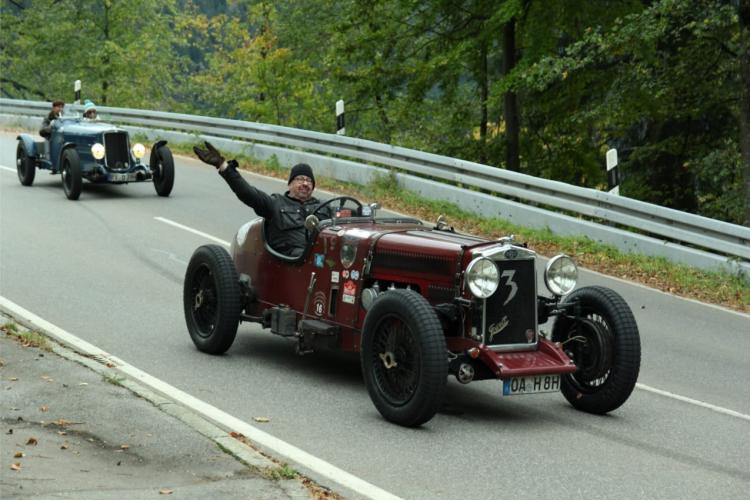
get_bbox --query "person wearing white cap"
[82,100,98,120]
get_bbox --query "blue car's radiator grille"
[104,132,129,170]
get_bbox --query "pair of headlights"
[90,143,146,160]
[465,254,578,299]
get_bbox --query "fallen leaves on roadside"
[106,362,115,368]
[230,431,245,439]
[14,451,24,458]
[61,443,68,450]
[9,377,18,382]
[10,463,21,471]
[57,431,67,436]
[159,488,174,495]
[120,444,129,450]
[41,375,54,382]
[253,417,270,423]
[50,419,79,427]
[26,437,37,446]
[39,405,48,412]
[78,383,88,386]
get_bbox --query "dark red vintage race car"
[183,196,641,427]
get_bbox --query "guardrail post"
[336,99,345,135]
[74,80,81,105]
[606,148,619,196]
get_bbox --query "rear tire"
[183,245,241,354]
[16,142,35,186]
[151,146,175,197]
[552,286,641,414]
[61,148,82,200]
[361,289,447,427]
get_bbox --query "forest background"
[2,0,749,227]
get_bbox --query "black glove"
[193,141,225,169]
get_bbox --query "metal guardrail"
[2,98,748,273]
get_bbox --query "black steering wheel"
[312,196,363,219]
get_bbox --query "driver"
[193,141,331,257]
[39,100,65,139]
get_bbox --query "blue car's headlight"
[91,143,105,160]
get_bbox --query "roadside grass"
[168,139,750,314]
[102,372,125,386]
[1,321,52,350]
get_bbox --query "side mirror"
[305,214,320,232]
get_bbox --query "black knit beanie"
[288,163,315,187]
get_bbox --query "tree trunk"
[739,0,750,226]
[502,18,520,172]
[479,39,488,165]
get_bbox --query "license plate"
[110,173,132,182]
[502,374,560,396]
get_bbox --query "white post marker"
[74,80,81,104]
[606,148,619,196]
[336,99,345,135]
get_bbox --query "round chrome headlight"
[131,143,146,159]
[91,143,105,160]
[544,255,578,296]
[465,257,499,299]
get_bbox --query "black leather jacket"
[39,110,59,139]
[219,161,330,256]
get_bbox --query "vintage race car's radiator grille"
[482,258,537,349]
[104,132,129,170]
[372,250,454,275]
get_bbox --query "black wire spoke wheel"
[183,245,241,354]
[371,315,421,406]
[189,265,219,337]
[361,289,447,427]
[553,286,641,414]
[16,142,35,186]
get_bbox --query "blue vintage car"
[16,111,174,200]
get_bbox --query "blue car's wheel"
[61,148,82,200]
[16,142,35,186]
[151,146,174,197]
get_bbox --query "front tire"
[16,142,36,186]
[552,286,641,414]
[151,146,175,197]
[361,289,447,427]
[61,148,82,200]
[183,245,241,354]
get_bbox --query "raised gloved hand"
[193,141,225,169]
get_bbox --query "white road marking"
[154,216,230,246]
[0,295,402,500]
[1,165,16,173]
[636,383,750,422]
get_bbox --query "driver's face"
[289,175,313,202]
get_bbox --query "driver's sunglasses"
[293,176,313,185]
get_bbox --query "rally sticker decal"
[342,280,357,304]
[331,271,340,284]
[313,291,327,316]
[314,253,325,268]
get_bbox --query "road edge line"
[0,295,403,500]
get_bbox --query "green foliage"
[1,0,747,225]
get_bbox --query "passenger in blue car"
[82,100,98,120]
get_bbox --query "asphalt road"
[1,132,749,499]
